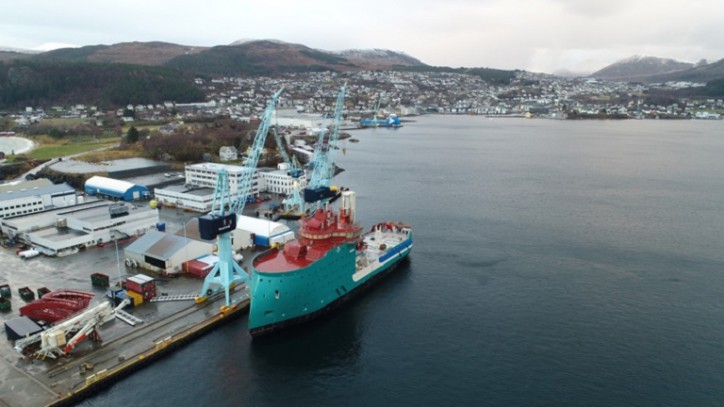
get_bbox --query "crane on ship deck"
[303,83,347,209]
[196,88,284,307]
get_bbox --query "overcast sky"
[2,0,723,74]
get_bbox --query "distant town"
[2,69,723,127]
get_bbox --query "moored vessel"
[249,191,412,336]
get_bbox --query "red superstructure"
[255,194,363,273]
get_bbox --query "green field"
[28,141,119,160]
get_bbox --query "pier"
[0,209,254,407]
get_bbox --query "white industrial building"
[257,164,308,195]
[185,163,260,196]
[1,200,159,256]
[0,179,78,219]
[237,215,294,247]
[124,230,213,275]
[173,163,306,213]
[153,185,215,212]
[175,217,254,252]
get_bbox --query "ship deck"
[254,240,337,273]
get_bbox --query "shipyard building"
[0,199,160,256]
[84,176,150,201]
[184,163,260,196]
[0,179,77,219]
[152,185,215,212]
[123,230,212,275]
[153,163,306,212]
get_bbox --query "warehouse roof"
[0,182,74,203]
[0,178,53,193]
[125,229,203,261]
[85,176,137,194]
[237,215,290,237]
[50,157,166,175]
[124,230,164,255]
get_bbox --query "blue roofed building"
[84,176,150,201]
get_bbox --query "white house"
[219,146,239,161]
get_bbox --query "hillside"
[0,51,32,62]
[32,42,206,66]
[333,49,425,69]
[165,40,357,76]
[15,40,427,75]
[592,55,693,82]
[0,60,204,109]
[647,58,724,83]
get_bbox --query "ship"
[248,190,413,336]
[359,113,402,128]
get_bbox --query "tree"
[0,118,13,131]
[49,128,64,139]
[126,126,140,143]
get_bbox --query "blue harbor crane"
[272,127,303,178]
[196,88,284,306]
[304,83,346,207]
[272,127,306,216]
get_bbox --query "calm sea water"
[82,116,724,406]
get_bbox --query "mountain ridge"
[7,40,424,74]
[592,55,694,82]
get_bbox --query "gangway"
[115,309,144,326]
[149,294,198,302]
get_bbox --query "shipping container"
[125,274,156,300]
[0,283,11,298]
[183,259,215,278]
[4,316,42,341]
[91,273,110,288]
[126,290,143,307]
[18,287,35,302]
[0,297,10,311]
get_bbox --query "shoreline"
[0,136,36,157]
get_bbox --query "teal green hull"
[249,236,412,335]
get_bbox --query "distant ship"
[359,113,402,128]
[248,191,413,336]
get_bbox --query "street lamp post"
[111,231,122,281]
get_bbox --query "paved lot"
[0,207,256,407]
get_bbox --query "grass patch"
[28,141,119,160]
[22,134,122,160]
[75,147,143,162]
